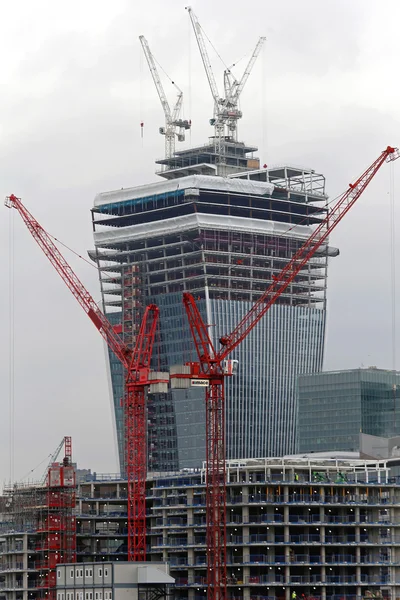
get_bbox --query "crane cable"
[389,161,397,431]
[390,161,396,370]
[8,208,15,485]
[188,13,192,145]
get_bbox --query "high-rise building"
[90,138,338,472]
[298,367,400,454]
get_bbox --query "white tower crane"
[139,35,191,161]
[186,6,265,166]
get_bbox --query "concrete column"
[241,565,250,595]
[356,566,361,585]
[355,525,360,543]
[284,485,289,503]
[187,548,194,567]
[285,564,290,585]
[242,504,249,524]
[355,506,360,523]
[242,527,250,563]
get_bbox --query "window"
[70,569,74,579]
[104,568,109,578]
[76,569,82,578]
[57,570,61,579]
[89,569,93,577]
[85,569,89,578]
[57,594,61,600]
[98,568,102,578]
[85,594,89,600]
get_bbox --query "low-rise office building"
[55,562,173,600]
[298,368,400,453]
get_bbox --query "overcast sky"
[1,0,399,486]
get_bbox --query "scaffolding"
[1,439,76,600]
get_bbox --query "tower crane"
[171,146,399,600]
[5,194,169,561]
[139,35,191,160]
[186,6,265,166]
[40,436,69,484]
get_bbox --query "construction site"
[1,6,400,600]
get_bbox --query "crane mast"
[139,35,190,161]
[41,437,69,484]
[5,195,169,561]
[171,146,399,600]
[186,6,265,170]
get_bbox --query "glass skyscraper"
[298,367,400,453]
[90,139,337,472]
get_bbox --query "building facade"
[2,456,400,600]
[91,140,337,472]
[298,368,400,453]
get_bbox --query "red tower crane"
[171,146,399,600]
[5,194,169,561]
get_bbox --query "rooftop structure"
[155,139,259,179]
[298,368,400,454]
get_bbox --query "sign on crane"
[171,146,399,600]
[139,35,191,161]
[4,194,169,562]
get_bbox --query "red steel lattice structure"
[36,436,76,600]
[172,146,399,600]
[5,195,168,561]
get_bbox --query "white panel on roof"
[94,175,274,207]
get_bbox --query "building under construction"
[0,439,76,600]
[90,8,340,474]
[2,455,400,600]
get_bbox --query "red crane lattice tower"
[171,146,399,600]
[5,196,169,561]
[36,436,76,600]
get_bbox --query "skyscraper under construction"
[90,9,338,472]
[91,139,337,472]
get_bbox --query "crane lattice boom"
[139,35,190,160]
[217,145,400,358]
[5,194,130,368]
[5,194,168,562]
[186,5,265,147]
